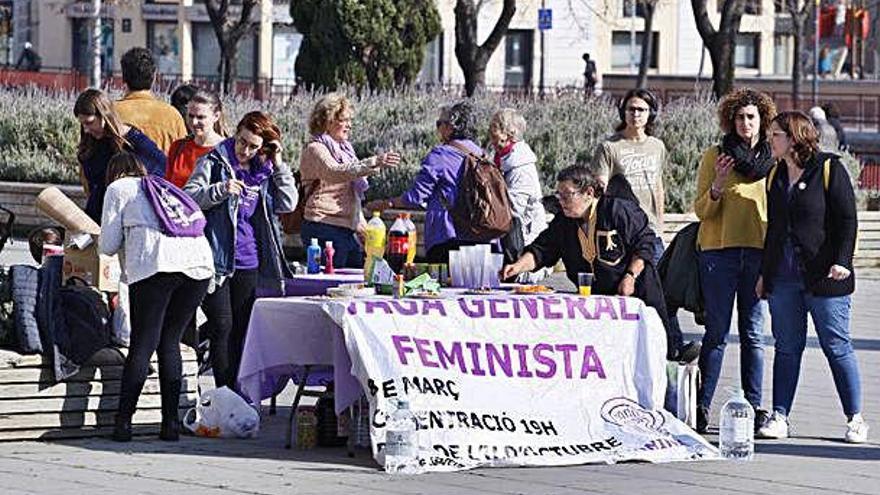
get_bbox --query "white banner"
[324,294,718,472]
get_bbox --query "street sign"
[538,8,552,31]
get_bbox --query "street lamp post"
[812,0,819,106]
[91,0,102,89]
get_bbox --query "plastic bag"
[182,386,260,438]
[110,282,130,347]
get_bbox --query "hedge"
[0,86,860,213]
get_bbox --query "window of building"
[735,33,760,69]
[621,0,647,18]
[147,22,180,75]
[272,25,302,84]
[192,22,255,80]
[504,30,533,88]
[72,17,114,75]
[417,34,443,85]
[611,31,659,70]
[774,34,791,74]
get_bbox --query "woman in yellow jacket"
[693,88,776,434]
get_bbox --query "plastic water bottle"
[719,388,755,461]
[306,238,321,274]
[384,399,419,474]
[364,212,387,283]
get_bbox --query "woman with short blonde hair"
[299,93,400,268]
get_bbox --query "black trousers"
[201,269,257,389]
[118,273,209,423]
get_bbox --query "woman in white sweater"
[100,152,214,442]
[489,108,549,282]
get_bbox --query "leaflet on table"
[323,295,718,473]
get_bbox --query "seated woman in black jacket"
[502,165,694,362]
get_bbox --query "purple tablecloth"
[238,297,362,414]
[256,268,364,297]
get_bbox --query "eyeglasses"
[555,190,585,201]
[626,106,650,114]
[770,130,788,138]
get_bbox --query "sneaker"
[754,408,771,433]
[757,411,789,439]
[678,341,701,364]
[845,414,869,444]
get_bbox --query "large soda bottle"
[719,388,755,461]
[386,214,409,275]
[403,213,418,265]
[364,211,387,283]
[384,398,419,474]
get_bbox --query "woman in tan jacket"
[299,93,400,268]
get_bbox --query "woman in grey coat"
[489,108,549,282]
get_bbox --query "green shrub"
[0,87,861,213]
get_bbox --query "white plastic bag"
[182,386,260,438]
[110,282,130,346]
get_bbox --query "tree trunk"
[636,2,656,89]
[454,0,516,96]
[789,2,811,110]
[691,0,744,99]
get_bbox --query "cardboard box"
[61,234,120,292]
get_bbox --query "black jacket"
[524,187,667,322]
[762,153,857,296]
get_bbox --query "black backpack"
[57,281,111,365]
[446,141,513,242]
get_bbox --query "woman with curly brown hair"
[756,111,867,443]
[693,87,776,434]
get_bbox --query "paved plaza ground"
[0,240,877,494]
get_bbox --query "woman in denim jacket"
[185,111,297,390]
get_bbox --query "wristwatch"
[625,269,638,279]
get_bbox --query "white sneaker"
[757,411,789,439]
[845,414,869,444]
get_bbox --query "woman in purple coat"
[368,101,485,263]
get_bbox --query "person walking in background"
[170,83,199,133]
[367,101,488,264]
[74,88,166,223]
[582,53,597,96]
[757,111,868,443]
[488,108,549,279]
[185,112,297,391]
[114,47,188,154]
[100,152,213,442]
[809,106,840,153]
[166,90,227,188]
[299,93,401,268]
[693,87,776,434]
[15,41,41,71]
[822,102,847,151]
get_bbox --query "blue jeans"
[300,220,364,269]
[698,248,765,410]
[768,280,862,416]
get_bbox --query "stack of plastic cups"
[489,253,504,288]
[448,250,462,288]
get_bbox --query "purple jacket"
[401,139,483,250]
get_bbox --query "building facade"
[2,1,876,90]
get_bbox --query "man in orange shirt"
[114,47,187,154]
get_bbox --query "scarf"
[576,202,599,265]
[493,140,516,169]
[721,133,774,180]
[223,138,273,187]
